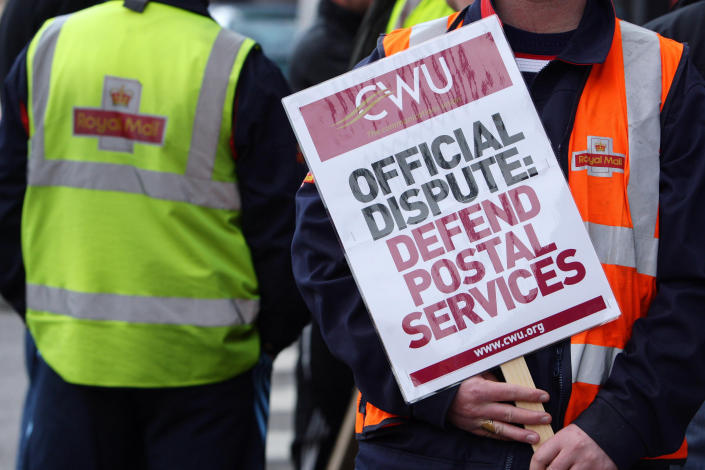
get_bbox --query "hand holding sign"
[448,367,551,445]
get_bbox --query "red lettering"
[523,223,557,257]
[531,256,564,296]
[494,275,516,311]
[402,311,432,349]
[509,185,541,222]
[456,248,486,285]
[424,300,457,340]
[469,281,498,318]
[475,236,504,273]
[412,222,445,261]
[507,269,537,304]
[481,192,517,232]
[457,204,491,242]
[505,230,535,269]
[557,249,586,285]
[430,258,461,294]
[435,213,463,252]
[403,269,432,306]
[386,234,418,272]
[447,292,483,330]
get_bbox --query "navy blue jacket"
[645,0,705,78]
[292,0,705,468]
[0,0,310,357]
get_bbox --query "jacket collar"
[147,0,210,17]
[461,0,615,65]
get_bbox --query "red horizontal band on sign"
[74,108,166,144]
[300,32,511,163]
[409,295,607,386]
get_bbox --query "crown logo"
[594,142,607,152]
[110,85,133,107]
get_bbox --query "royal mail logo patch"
[73,75,167,153]
[571,136,625,178]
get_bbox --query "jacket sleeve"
[574,49,705,469]
[292,178,458,428]
[233,47,311,357]
[0,48,29,318]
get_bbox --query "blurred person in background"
[348,0,471,67]
[384,0,453,33]
[0,1,308,469]
[289,0,370,91]
[288,0,369,468]
[645,0,704,75]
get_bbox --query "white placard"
[283,15,620,403]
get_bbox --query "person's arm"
[292,177,457,425]
[0,48,29,318]
[0,0,38,88]
[533,50,705,470]
[233,47,310,357]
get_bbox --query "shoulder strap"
[620,20,663,277]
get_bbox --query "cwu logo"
[333,56,453,129]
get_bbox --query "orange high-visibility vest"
[356,14,687,461]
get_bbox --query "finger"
[541,449,575,470]
[471,420,540,445]
[469,378,550,404]
[530,434,562,470]
[480,402,552,426]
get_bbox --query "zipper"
[554,342,568,428]
[504,449,514,470]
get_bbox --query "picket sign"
[282,14,620,428]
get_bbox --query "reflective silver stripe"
[571,343,623,386]
[571,26,663,395]
[29,21,244,210]
[30,16,69,164]
[29,159,241,208]
[27,284,259,327]
[621,21,661,278]
[585,222,636,269]
[409,16,448,48]
[186,29,246,180]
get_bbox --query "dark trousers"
[16,350,270,470]
[292,322,355,470]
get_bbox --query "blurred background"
[207,0,678,82]
[0,1,684,469]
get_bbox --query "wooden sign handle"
[500,356,554,451]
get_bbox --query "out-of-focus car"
[209,1,299,77]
